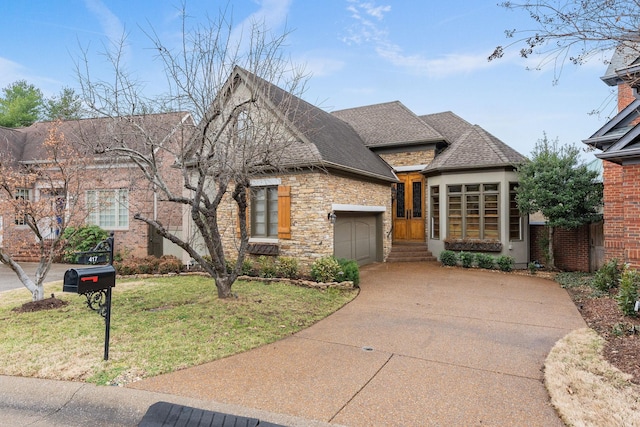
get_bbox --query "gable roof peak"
[219,66,397,181]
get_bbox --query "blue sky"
[0,0,615,159]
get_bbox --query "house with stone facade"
[0,112,190,261]
[583,45,640,269]
[191,67,529,270]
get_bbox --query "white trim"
[249,237,279,244]
[250,178,281,186]
[394,165,427,172]
[331,204,386,212]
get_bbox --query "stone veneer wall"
[216,170,392,272]
[379,150,435,168]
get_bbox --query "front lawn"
[0,275,357,385]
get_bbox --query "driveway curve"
[130,261,586,426]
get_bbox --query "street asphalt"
[0,262,81,293]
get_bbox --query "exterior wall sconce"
[328,212,337,224]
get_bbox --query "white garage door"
[334,213,379,266]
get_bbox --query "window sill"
[247,242,279,256]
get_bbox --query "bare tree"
[75,7,310,298]
[490,1,640,83]
[0,121,88,300]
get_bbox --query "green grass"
[0,275,357,385]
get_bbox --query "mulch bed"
[565,285,640,384]
[12,295,68,313]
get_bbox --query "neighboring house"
[0,113,190,261]
[583,45,640,269]
[193,67,529,270]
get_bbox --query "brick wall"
[554,225,590,272]
[530,224,590,272]
[622,164,640,268]
[598,83,640,269]
[618,83,636,112]
[603,161,625,262]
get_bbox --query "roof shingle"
[332,101,444,147]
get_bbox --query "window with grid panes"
[447,185,463,239]
[447,184,500,239]
[509,182,522,240]
[87,189,129,229]
[14,188,30,225]
[430,186,440,239]
[251,186,278,238]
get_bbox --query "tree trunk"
[215,275,235,299]
[548,226,556,270]
[0,249,42,300]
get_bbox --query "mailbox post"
[63,232,115,360]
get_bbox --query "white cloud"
[343,0,390,45]
[83,0,125,44]
[343,0,503,77]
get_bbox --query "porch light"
[328,212,337,224]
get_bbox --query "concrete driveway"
[129,262,586,426]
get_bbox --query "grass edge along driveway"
[0,275,357,385]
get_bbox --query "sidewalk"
[0,375,334,426]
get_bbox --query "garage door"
[334,213,380,266]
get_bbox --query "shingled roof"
[601,43,640,86]
[0,112,192,163]
[233,67,397,182]
[420,111,473,144]
[331,101,444,148]
[422,121,525,175]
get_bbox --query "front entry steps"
[387,242,436,262]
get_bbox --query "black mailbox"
[63,265,116,294]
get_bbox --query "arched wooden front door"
[393,172,425,242]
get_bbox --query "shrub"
[528,262,537,275]
[439,250,458,267]
[617,267,639,317]
[157,255,182,274]
[61,225,109,263]
[476,253,495,269]
[113,255,182,275]
[227,258,255,276]
[592,258,622,292]
[459,251,475,268]
[337,258,360,286]
[496,255,514,272]
[257,256,278,278]
[114,259,136,276]
[310,256,342,283]
[276,257,299,279]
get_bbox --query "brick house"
[583,45,640,269]
[0,112,191,261]
[188,67,530,270]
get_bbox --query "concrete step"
[387,244,436,262]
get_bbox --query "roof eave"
[369,137,446,149]
[321,161,399,183]
[596,148,640,165]
[423,163,520,176]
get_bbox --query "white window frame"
[14,188,31,226]
[86,189,129,230]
